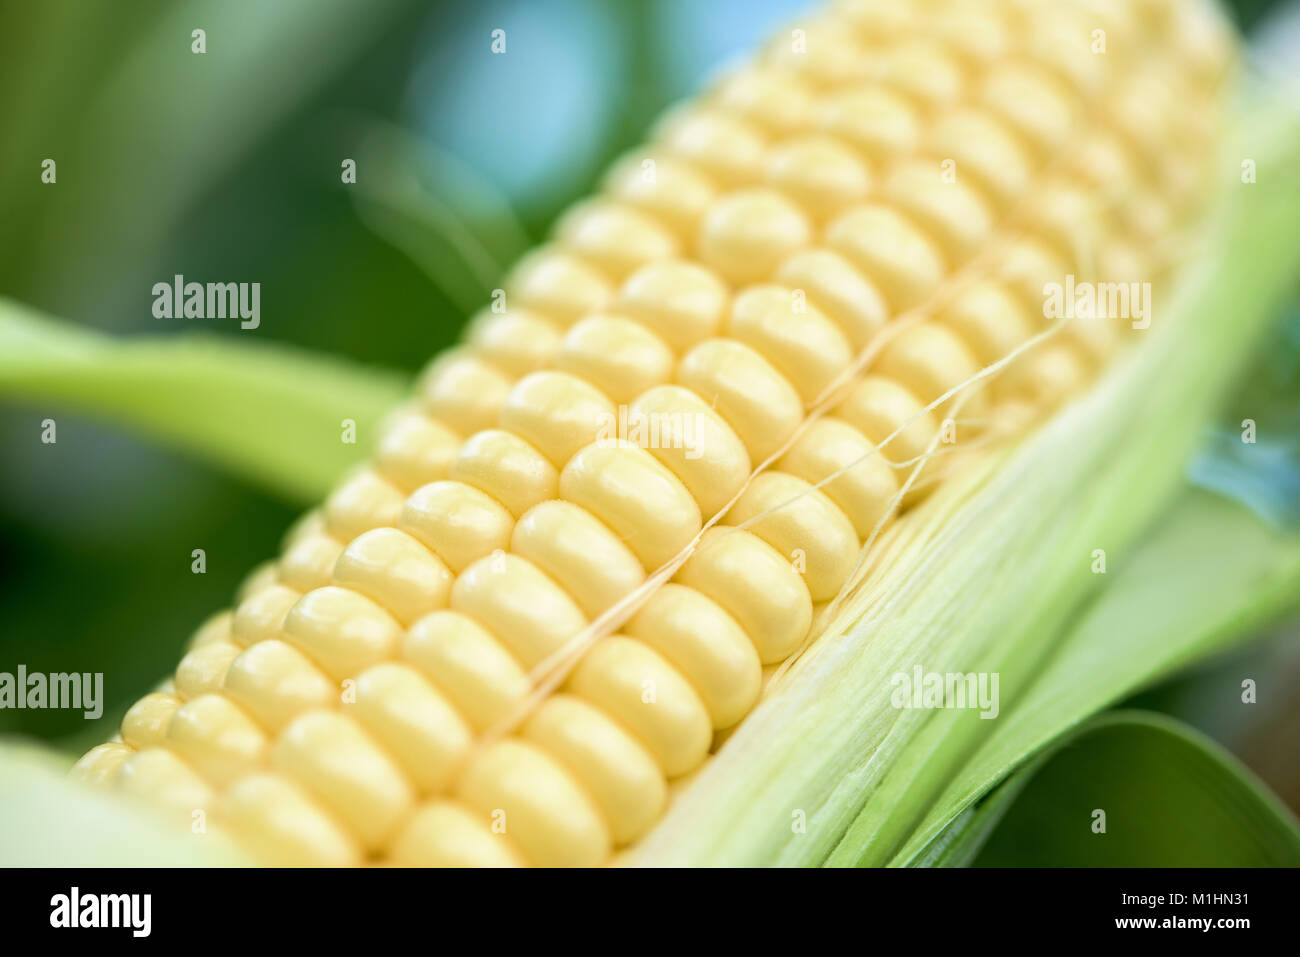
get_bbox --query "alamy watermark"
[890,665,1000,719]
[50,888,151,937]
[0,665,103,719]
[595,406,704,459]
[1043,274,1151,330]
[152,274,260,329]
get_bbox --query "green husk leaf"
[0,298,408,503]
[941,712,1300,868]
[630,97,1300,868]
[901,487,1300,866]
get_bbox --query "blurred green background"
[1,0,1297,816]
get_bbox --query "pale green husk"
[0,300,407,502]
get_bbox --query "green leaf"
[0,740,248,866]
[0,297,408,503]
[888,487,1300,867]
[943,712,1300,868]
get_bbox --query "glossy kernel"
[447,429,559,518]
[559,442,703,571]
[331,527,454,627]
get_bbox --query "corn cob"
[74,0,1232,867]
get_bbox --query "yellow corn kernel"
[222,639,337,732]
[166,693,268,787]
[331,527,454,627]
[237,561,279,603]
[1024,179,1107,269]
[1112,70,1181,164]
[832,371,935,468]
[826,203,947,311]
[450,554,588,669]
[559,442,703,571]
[403,610,531,732]
[628,385,752,518]
[818,86,921,161]
[1159,149,1209,211]
[555,199,679,279]
[274,709,414,854]
[765,135,872,221]
[602,153,717,237]
[416,349,514,435]
[727,285,854,402]
[522,693,667,844]
[927,4,1012,63]
[278,531,345,593]
[995,342,1091,408]
[456,739,612,867]
[568,636,712,778]
[991,237,1072,309]
[510,501,646,619]
[372,406,462,491]
[698,188,812,285]
[463,307,562,377]
[710,66,815,135]
[625,583,762,730]
[926,108,1034,207]
[726,471,860,601]
[874,322,985,410]
[556,314,675,403]
[323,468,405,542]
[280,509,326,549]
[281,586,403,682]
[1070,133,1142,197]
[774,247,889,350]
[399,481,514,575]
[1064,310,1124,364]
[779,417,900,537]
[677,338,805,462]
[937,280,1037,365]
[174,641,242,700]
[875,40,966,106]
[230,583,300,647]
[498,371,616,467]
[1022,6,1108,95]
[71,742,133,786]
[838,0,917,38]
[675,526,813,663]
[1121,190,1175,243]
[120,692,181,749]
[506,247,614,325]
[349,662,472,794]
[617,260,728,353]
[389,800,525,867]
[220,772,361,867]
[115,748,212,817]
[655,106,767,185]
[185,610,233,652]
[979,61,1079,153]
[766,20,866,86]
[882,158,996,260]
[447,429,558,518]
